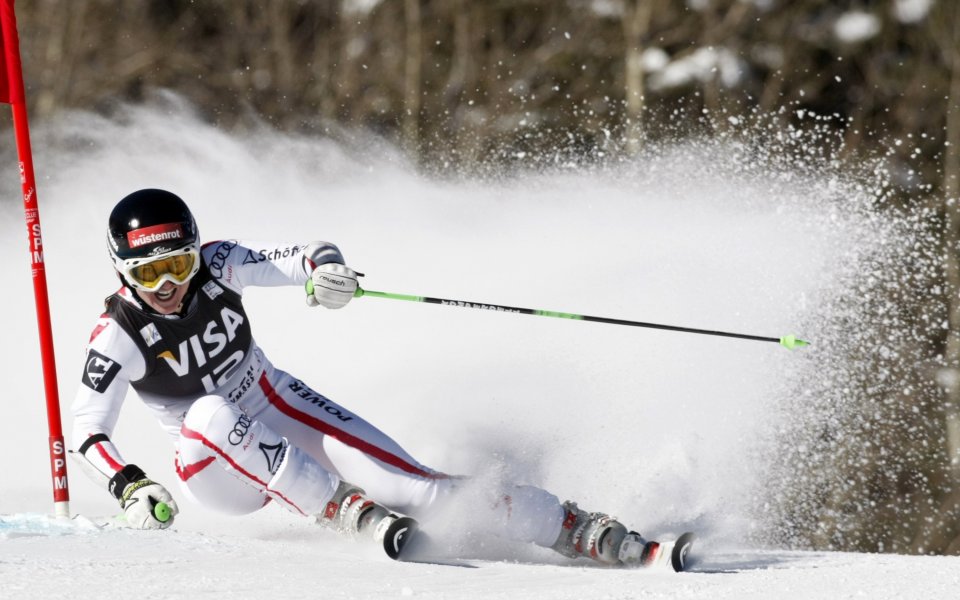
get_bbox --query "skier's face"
[135,280,190,315]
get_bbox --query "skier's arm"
[203,239,358,307]
[71,315,140,477]
[71,316,179,529]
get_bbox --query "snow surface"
[1,99,958,598]
[2,512,958,600]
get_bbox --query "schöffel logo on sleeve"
[127,223,184,248]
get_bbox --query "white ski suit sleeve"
[203,240,345,292]
[71,309,147,481]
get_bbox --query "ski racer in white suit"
[71,188,656,566]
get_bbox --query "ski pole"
[343,285,809,349]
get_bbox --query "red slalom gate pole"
[1,0,70,518]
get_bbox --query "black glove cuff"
[108,464,147,500]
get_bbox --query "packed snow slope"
[2,512,958,600]
[1,99,957,598]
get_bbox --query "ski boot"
[318,481,422,559]
[320,481,397,539]
[551,501,656,567]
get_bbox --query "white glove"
[306,263,358,309]
[109,465,179,530]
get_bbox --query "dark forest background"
[4,0,960,555]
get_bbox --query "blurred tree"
[621,0,654,154]
[403,0,422,153]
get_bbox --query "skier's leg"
[178,395,401,540]
[250,371,450,512]
[174,444,269,515]
[469,486,653,565]
[248,372,646,564]
[177,394,340,516]
[467,483,567,547]
[247,374,556,541]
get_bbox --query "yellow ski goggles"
[120,248,200,291]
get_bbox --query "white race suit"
[72,239,564,548]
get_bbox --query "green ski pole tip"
[153,502,172,523]
[779,335,810,349]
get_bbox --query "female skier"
[71,188,661,566]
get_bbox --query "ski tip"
[383,516,419,560]
[779,335,810,350]
[671,532,696,572]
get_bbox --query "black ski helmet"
[107,188,201,286]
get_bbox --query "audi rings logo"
[228,414,252,445]
[208,240,237,278]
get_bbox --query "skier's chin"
[140,283,188,314]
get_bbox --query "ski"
[379,516,694,572]
[671,532,695,572]
[378,516,475,567]
[380,516,418,560]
